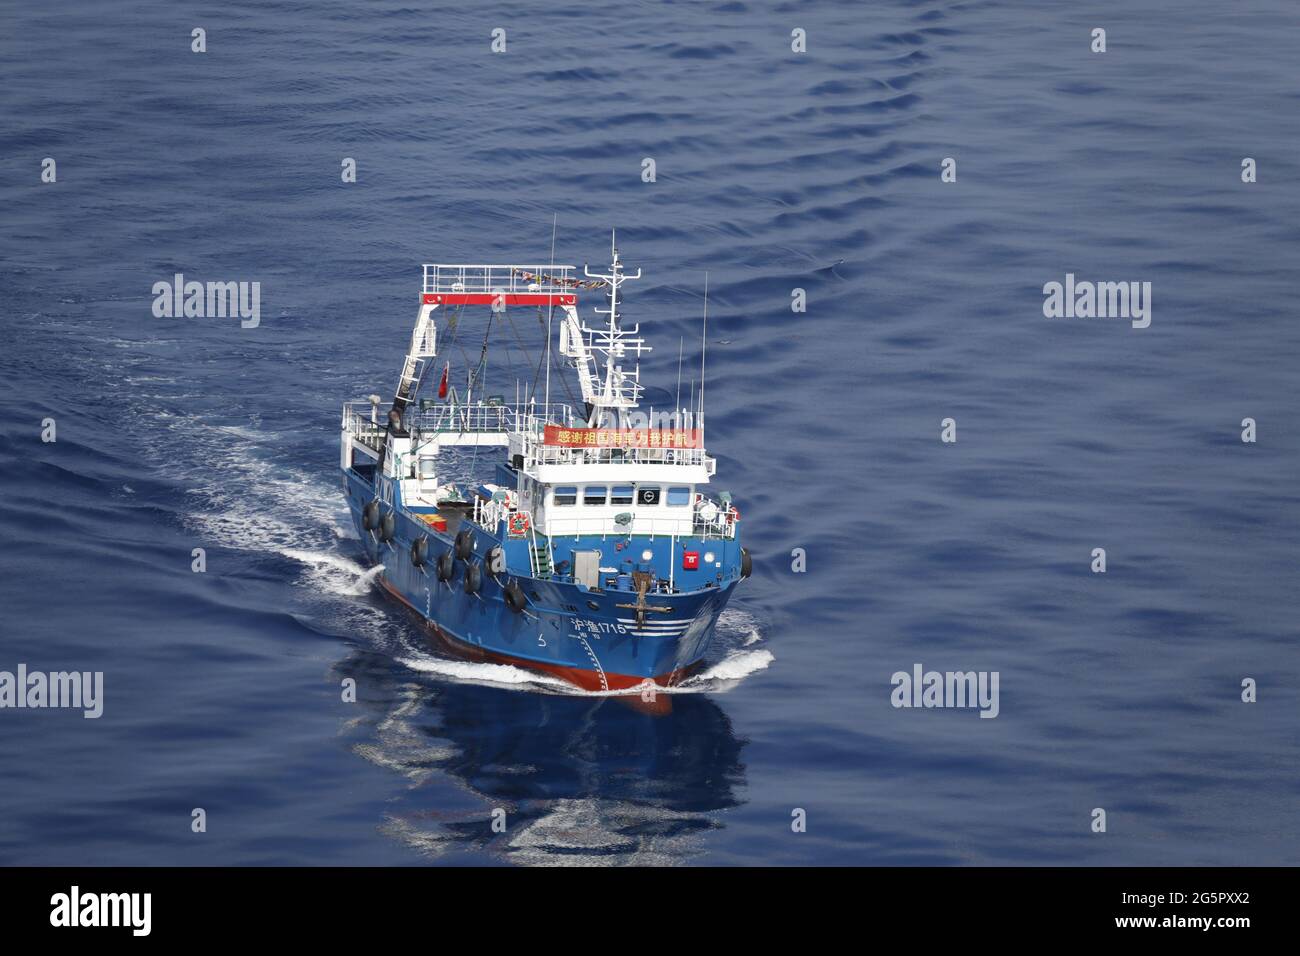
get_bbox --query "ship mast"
[581,231,650,428]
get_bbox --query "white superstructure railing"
[409,402,575,436]
[342,402,387,453]
[541,512,736,540]
[522,441,714,471]
[344,399,717,473]
[421,264,586,296]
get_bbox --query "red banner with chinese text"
[543,426,702,449]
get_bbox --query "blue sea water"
[2,0,1298,865]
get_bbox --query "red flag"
[437,362,449,398]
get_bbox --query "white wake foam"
[684,648,775,686]
[395,655,574,692]
[281,549,383,597]
[718,606,765,646]
[391,643,775,698]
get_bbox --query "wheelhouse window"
[419,458,437,479]
[553,486,577,506]
[610,485,634,505]
[637,486,662,506]
[667,486,691,506]
[584,485,608,506]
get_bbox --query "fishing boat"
[339,238,750,692]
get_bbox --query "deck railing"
[342,402,387,452]
[345,399,717,473]
[408,402,575,436]
[521,440,715,472]
[540,503,737,540]
[422,264,582,296]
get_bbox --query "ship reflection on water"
[335,650,748,865]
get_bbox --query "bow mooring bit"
[615,571,673,628]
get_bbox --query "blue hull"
[343,468,739,690]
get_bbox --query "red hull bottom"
[378,579,700,695]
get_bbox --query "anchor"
[615,571,672,628]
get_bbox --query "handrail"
[522,442,713,469]
[540,512,736,540]
[422,264,581,296]
[406,402,574,435]
[344,399,713,469]
[342,403,387,451]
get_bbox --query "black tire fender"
[454,528,474,561]
[463,562,482,595]
[504,582,527,613]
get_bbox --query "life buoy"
[728,506,740,524]
[508,512,530,536]
[410,536,429,568]
[504,582,527,613]
[454,528,474,560]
